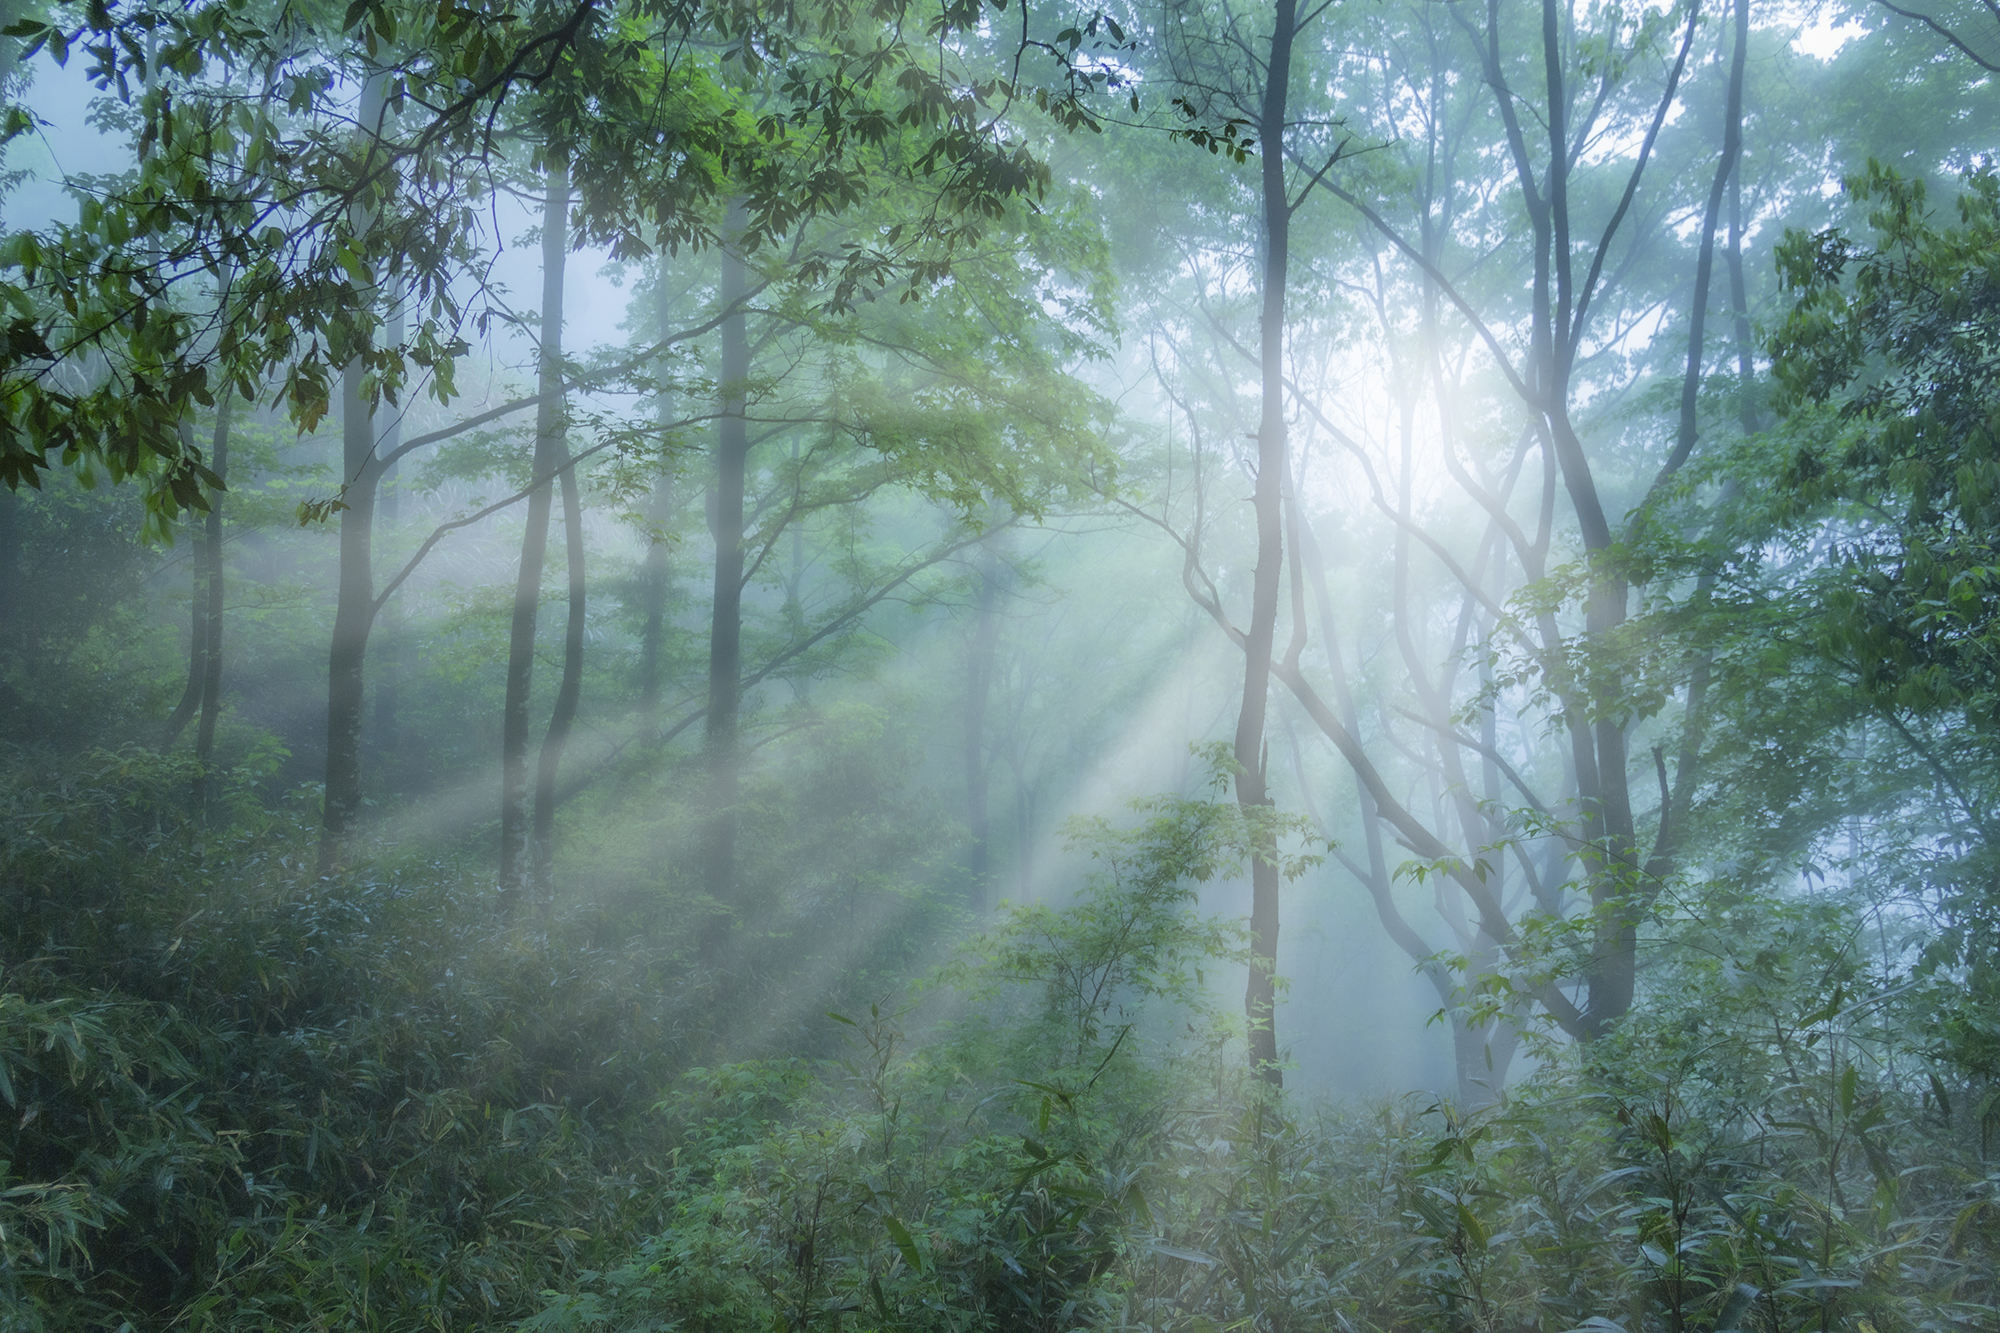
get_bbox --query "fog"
[4,0,1998,1325]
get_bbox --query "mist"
[3,0,1998,1326]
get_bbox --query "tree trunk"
[321,356,380,870]
[1669,0,1747,481]
[1648,0,1752,886]
[638,275,678,723]
[1594,0,1747,1024]
[499,157,570,911]
[1237,0,1297,1087]
[964,530,1006,913]
[160,487,208,751]
[637,474,673,720]
[1522,0,1643,1036]
[1479,0,1712,1036]
[532,428,586,896]
[317,72,389,874]
[702,203,751,952]
[192,387,232,806]
[1724,0,1759,437]
[370,295,408,782]
[0,485,16,664]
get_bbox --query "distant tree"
[1107,0,1820,1091]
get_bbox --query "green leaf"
[1714,1283,1759,1332]
[869,1274,892,1321]
[1455,1202,1488,1251]
[1929,1071,1953,1124]
[1146,1241,1216,1265]
[882,1214,923,1272]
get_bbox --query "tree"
[1747,160,2000,1077]
[1100,0,1841,1090]
[961,523,1010,914]
[320,70,397,868]
[499,157,573,907]
[701,200,752,947]
[1128,0,1355,1085]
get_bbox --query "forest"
[1,0,1998,1325]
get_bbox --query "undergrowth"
[0,747,694,1328]
[3,750,1997,1331]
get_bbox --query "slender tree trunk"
[1529,0,1643,1035]
[1724,0,1759,437]
[1670,0,1747,477]
[637,473,673,720]
[1648,0,1752,885]
[321,360,380,869]
[532,430,586,895]
[1013,755,1034,902]
[1600,0,1749,1012]
[779,436,805,636]
[318,72,389,873]
[0,486,17,665]
[702,202,751,951]
[160,496,208,750]
[143,33,204,756]
[499,157,570,911]
[1483,0,1702,1036]
[0,484,19,734]
[372,464,400,748]
[370,294,408,781]
[1575,0,1742,1035]
[637,274,678,722]
[963,530,1006,913]
[1237,0,1297,1087]
[636,27,679,727]
[192,387,232,805]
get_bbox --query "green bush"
[0,749,691,1330]
[8,751,1997,1333]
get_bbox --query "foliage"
[1772,161,2000,734]
[523,806,2000,1333]
[0,748,693,1329]
[1706,159,2000,1087]
[939,791,1287,1059]
[6,746,2000,1333]
[0,0,1130,526]
[6,3,2000,1331]
[525,787,1251,1333]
